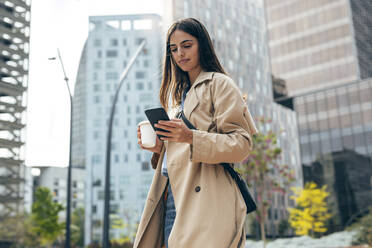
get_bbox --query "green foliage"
[350,209,372,246]
[0,213,41,247]
[240,117,295,243]
[71,207,84,247]
[31,187,65,246]
[289,182,331,237]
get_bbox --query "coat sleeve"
[190,76,258,164]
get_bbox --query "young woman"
[135,18,258,248]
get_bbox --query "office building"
[265,0,372,230]
[294,77,372,229]
[265,0,372,96]
[165,0,302,236]
[72,14,162,245]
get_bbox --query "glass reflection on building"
[294,77,372,230]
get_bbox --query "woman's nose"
[177,48,184,57]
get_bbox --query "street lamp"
[49,48,73,248]
[102,40,147,248]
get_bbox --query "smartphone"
[144,107,171,139]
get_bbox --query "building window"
[94,61,101,69]
[94,39,101,47]
[97,50,102,58]
[141,48,150,56]
[115,154,119,163]
[136,71,146,79]
[148,82,152,90]
[92,205,97,214]
[94,95,100,103]
[106,60,115,69]
[127,83,130,91]
[127,105,131,114]
[137,153,141,162]
[123,60,127,68]
[98,190,104,200]
[143,60,149,67]
[122,38,127,46]
[123,94,127,102]
[93,131,100,139]
[106,72,118,80]
[136,105,140,114]
[93,84,100,92]
[136,37,145,45]
[106,50,118,58]
[127,142,131,150]
[110,38,118,46]
[124,130,128,138]
[142,162,150,171]
[136,82,144,90]
[127,118,131,125]
[124,154,128,162]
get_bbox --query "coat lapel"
[184,71,214,120]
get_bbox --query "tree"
[349,208,372,246]
[240,117,295,245]
[71,207,84,247]
[289,182,331,237]
[31,187,65,246]
[0,213,40,247]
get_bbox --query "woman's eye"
[183,45,191,48]
[170,48,177,53]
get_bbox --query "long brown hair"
[159,18,225,111]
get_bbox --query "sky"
[25,0,163,167]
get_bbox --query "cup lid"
[138,120,150,126]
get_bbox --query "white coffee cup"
[138,120,156,148]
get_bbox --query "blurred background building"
[295,78,372,230]
[265,0,372,96]
[71,14,162,245]
[265,0,372,231]
[164,0,302,236]
[31,166,85,219]
[0,0,30,243]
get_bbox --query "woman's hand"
[137,125,163,154]
[154,119,193,144]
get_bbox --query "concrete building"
[165,0,302,236]
[72,14,162,245]
[32,166,86,219]
[265,0,372,96]
[0,0,30,242]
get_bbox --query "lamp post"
[102,40,147,248]
[49,49,73,248]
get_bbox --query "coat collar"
[190,70,214,89]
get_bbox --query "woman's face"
[169,29,201,74]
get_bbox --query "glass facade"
[295,78,372,230]
[265,0,368,95]
[72,14,162,245]
[349,0,372,79]
[166,0,302,236]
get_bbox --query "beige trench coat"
[133,71,258,248]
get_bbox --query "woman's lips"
[179,59,189,65]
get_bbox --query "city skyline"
[25,0,163,167]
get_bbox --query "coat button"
[195,186,201,192]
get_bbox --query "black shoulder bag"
[180,110,257,214]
